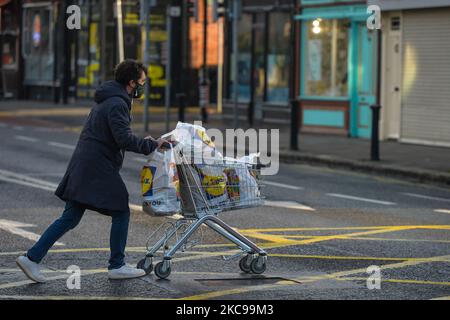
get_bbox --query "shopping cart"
[137,148,267,279]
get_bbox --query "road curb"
[279,150,450,187]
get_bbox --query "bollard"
[199,80,209,123]
[290,99,299,151]
[370,104,382,161]
[177,93,186,123]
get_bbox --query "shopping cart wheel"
[137,258,153,275]
[154,261,171,279]
[239,256,252,274]
[250,256,266,275]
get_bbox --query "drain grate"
[195,277,302,286]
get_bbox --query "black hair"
[114,59,147,87]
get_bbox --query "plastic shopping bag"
[141,148,181,216]
[177,163,230,215]
[223,154,261,207]
[162,122,222,163]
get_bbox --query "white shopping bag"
[162,122,222,163]
[141,148,181,216]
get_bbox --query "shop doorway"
[384,14,402,140]
[352,22,377,138]
[249,13,266,123]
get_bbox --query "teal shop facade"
[296,0,378,138]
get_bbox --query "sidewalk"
[144,118,450,188]
[1,99,449,187]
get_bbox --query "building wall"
[400,7,450,146]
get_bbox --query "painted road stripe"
[435,209,450,214]
[264,181,303,190]
[264,200,315,212]
[15,135,39,143]
[178,253,450,300]
[402,193,450,203]
[327,193,396,205]
[0,219,64,246]
[0,175,55,192]
[432,296,450,300]
[0,169,58,189]
[48,142,76,150]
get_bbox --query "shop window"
[77,0,101,97]
[267,12,290,103]
[229,14,252,102]
[2,35,18,69]
[22,5,54,83]
[304,18,349,97]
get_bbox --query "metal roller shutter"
[401,8,450,146]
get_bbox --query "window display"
[304,18,349,97]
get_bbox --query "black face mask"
[133,82,145,98]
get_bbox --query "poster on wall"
[308,39,322,82]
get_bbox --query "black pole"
[177,93,186,122]
[200,0,209,123]
[289,0,299,150]
[371,29,383,161]
[370,104,381,161]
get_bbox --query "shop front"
[296,1,378,138]
[21,1,60,100]
[76,0,181,106]
[222,0,293,125]
[0,0,21,99]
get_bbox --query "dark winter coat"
[55,81,158,215]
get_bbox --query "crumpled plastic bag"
[162,122,222,164]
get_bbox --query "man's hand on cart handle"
[156,138,172,151]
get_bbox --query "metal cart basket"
[137,149,267,279]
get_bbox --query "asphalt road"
[0,109,449,300]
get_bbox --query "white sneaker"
[108,264,146,280]
[16,256,47,283]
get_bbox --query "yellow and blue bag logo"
[141,166,156,196]
[201,174,226,199]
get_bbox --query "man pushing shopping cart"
[16,60,170,282]
[16,60,266,284]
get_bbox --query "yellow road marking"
[0,269,105,290]
[178,254,450,300]
[239,225,450,233]
[283,235,450,244]
[2,225,449,294]
[0,295,163,301]
[240,226,419,246]
[0,250,237,290]
[431,296,450,300]
[270,254,415,262]
[337,277,450,287]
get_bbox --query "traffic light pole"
[142,0,153,133]
[289,0,299,150]
[117,0,125,62]
[200,0,209,123]
[165,5,174,133]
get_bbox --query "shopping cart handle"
[255,161,268,170]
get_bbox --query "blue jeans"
[27,201,130,270]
